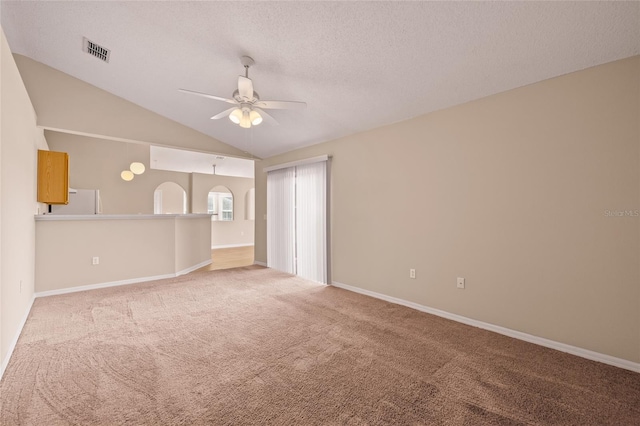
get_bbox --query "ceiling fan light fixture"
[180,56,306,128]
[239,110,252,128]
[229,108,242,124]
[250,109,262,126]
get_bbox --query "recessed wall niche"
[154,182,187,214]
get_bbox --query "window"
[208,186,233,221]
[207,192,216,214]
[221,195,233,220]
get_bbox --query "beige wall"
[191,172,255,247]
[46,132,254,246]
[175,217,212,272]
[255,56,640,363]
[0,28,49,372]
[155,182,187,214]
[46,131,190,215]
[35,216,211,293]
[13,54,250,158]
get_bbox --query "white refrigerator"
[49,189,101,215]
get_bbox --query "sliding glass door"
[266,167,296,275]
[267,158,328,283]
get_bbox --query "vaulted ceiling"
[1,1,638,158]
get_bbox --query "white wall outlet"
[457,277,465,289]
[92,257,99,265]
[409,269,416,279]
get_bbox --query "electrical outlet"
[92,257,99,265]
[457,277,465,289]
[409,269,416,279]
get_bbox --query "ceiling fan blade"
[253,107,279,126]
[254,100,307,110]
[238,76,254,100]
[210,107,237,120]
[179,88,237,105]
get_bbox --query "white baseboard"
[35,273,176,298]
[177,259,212,275]
[254,261,267,267]
[211,243,254,249]
[331,281,640,373]
[0,295,35,380]
[35,259,213,299]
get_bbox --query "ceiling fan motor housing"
[232,89,260,103]
[240,56,255,68]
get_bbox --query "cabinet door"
[37,150,69,204]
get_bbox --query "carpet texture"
[1,266,639,425]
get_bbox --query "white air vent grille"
[83,37,110,62]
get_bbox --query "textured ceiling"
[1,1,638,158]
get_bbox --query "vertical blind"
[295,162,327,283]
[266,158,327,283]
[266,167,296,274]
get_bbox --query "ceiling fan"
[179,56,306,129]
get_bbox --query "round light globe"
[130,162,146,175]
[239,111,252,129]
[121,170,134,181]
[249,110,263,126]
[229,108,243,124]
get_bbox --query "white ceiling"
[1,1,638,159]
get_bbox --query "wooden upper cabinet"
[37,150,69,204]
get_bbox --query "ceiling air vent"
[83,37,110,62]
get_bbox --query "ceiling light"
[230,106,261,129]
[229,108,242,124]
[121,170,134,181]
[239,110,251,129]
[130,162,145,175]
[250,110,262,126]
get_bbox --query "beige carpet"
[1,266,639,425]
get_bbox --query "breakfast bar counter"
[34,214,212,295]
